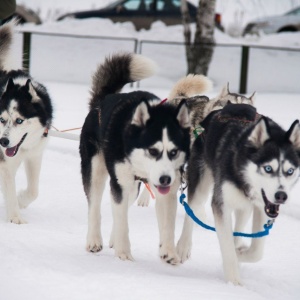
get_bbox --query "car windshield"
[105,0,124,9]
[105,0,181,11]
[285,7,300,16]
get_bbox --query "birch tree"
[181,0,216,75]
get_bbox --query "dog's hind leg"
[213,185,242,285]
[86,153,108,252]
[176,167,213,263]
[237,206,267,263]
[0,168,26,224]
[234,206,253,250]
[18,151,44,209]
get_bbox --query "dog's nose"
[159,175,171,186]
[0,137,9,147]
[275,191,287,204]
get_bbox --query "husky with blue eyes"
[176,103,300,285]
[0,20,53,223]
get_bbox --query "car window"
[286,7,300,16]
[123,0,154,11]
[156,0,180,11]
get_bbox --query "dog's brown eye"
[0,117,5,124]
[148,148,159,157]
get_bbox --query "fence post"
[239,45,249,94]
[22,32,31,72]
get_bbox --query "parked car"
[243,6,300,36]
[57,0,223,31]
[1,4,41,25]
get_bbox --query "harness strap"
[179,193,274,238]
[135,176,155,199]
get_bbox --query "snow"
[1,1,300,299]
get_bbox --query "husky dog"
[0,21,53,223]
[79,53,191,264]
[137,76,256,207]
[176,103,300,285]
[169,76,256,131]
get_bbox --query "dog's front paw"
[160,244,180,265]
[115,249,135,261]
[236,247,263,263]
[18,189,37,209]
[176,239,192,263]
[224,269,243,286]
[137,189,150,207]
[9,214,27,224]
[235,244,249,254]
[227,277,243,286]
[86,234,103,253]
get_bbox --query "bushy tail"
[89,52,157,110]
[0,19,17,72]
[168,74,213,100]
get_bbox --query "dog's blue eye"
[0,117,5,124]
[16,118,23,124]
[264,165,273,173]
[169,149,178,158]
[287,168,294,176]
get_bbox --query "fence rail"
[18,30,300,94]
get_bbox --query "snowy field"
[0,83,300,300]
[1,1,300,299]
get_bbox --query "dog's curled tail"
[89,52,157,110]
[168,74,213,100]
[0,18,18,72]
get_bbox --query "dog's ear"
[131,101,150,127]
[3,78,15,94]
[25,79,40,102]
[248,117,270,147]
[249,91,256,104]
[220,82,230,98]
[176,100,190,128]
[286,120,300,149]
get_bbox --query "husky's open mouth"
[155,185,171,195]
[5,133,27,157]
[261,189,280,218]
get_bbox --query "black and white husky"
[79,53,191,263]
[177,103,300,285]
[0,21,53,223]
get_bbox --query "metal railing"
[20,30,138,71]
[19,30,300,94]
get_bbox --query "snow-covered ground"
[1,1,300,299]
[0,82,300,300]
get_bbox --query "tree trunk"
[181,0,216,76]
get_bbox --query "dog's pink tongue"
[157,186,171,195]
[5,146,17,157]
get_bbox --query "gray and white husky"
[168,75,256,131]
[79,52,191,263]
[0,20,53,223]
[176,103,300,285]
